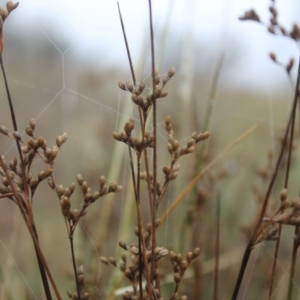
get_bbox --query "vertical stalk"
[287,227,300,300]
[0,52,55,300]
[148,0,158,287]
[69,233,81,300]
[232,55,300,300]
[213,194,221,300]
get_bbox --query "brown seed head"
[125,81,133,92]
[29,118,36,130]
[280,188,288,202]
[269,52,276,62]
[118,81,126,90]
[0,125,8,135]
[239,9,260,22]
[174,272,181,283]
[287,58,294,73]
[124,119,134,135]
[30,178,38,190]
[12,131,21,141]
[119,240,127,250]
[78,274,84,285]
[100,257,109,265]
[25,126,34,137]
[6,1,19,13]
[192,247,200,258]
[168,67,175,78]
[76,174,84,186]
[108,256,117,266]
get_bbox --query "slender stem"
[148,0,157,288]
[213,194,221,300]
[117,2,136,85]
[0,157,62,300]
[268,224,282,300]
[31,222,53,300]
[70,233,81,300]
[160,122,259,225]
[232,55,300,300]
[287,226,300,300]
[0,53,24,170]
[136,156,144,299]
[136,155,152,299]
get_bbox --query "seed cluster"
[112,119,154,152]
[0,1,18,53]
[164,115,210,182]
[169,248,200,300]
[67,265,90,300]
[101,220,170,299]
[0,1,18,23]
[113,68,175,154]
[52,174,122,230]
[0,118,66,200]
[118,67,175,115]
[240,3,299,76]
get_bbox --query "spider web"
[0,0,299,299]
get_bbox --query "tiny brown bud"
[112,132,120,141]
[138,81,145,93]
[187,138,195,148]
[12,131,21,141]
[98,176,106,188]
[6,1,19,13]
[48,177,55,189]
[168,67,175,78]
[77,174,84,186]
[203,131,210,139]
[93,191,100,200]
[125,81,133,92]
[100,257,109,265]
[29,118,36,130]
[268,26,275,34]
[287,58,294,73]
[0,125,9,135]
[49,147,58,160]
[159,91,168,98]
[119,240,127,250]
[81,181,88,194]
[165,115,171,126]
[118,81,126,90]
[162,166,171,175]
[154,87,162,99]
[108,182,119,192]
[57,184,64,196]
[37,137,45,147]
[78,274,84,284]
[124,119,134,135]
[269,52,276,62]
[181,260,188,271]
[186,251,193,263]
[108,256,116,266]
[38,171,45,182]
[29,179,38,190]
[192,247,200,258]
[280,188,288,202]
[174,272,181,283]
[84,193,93,203]
[25,126,34,137]
[69,182,75,194]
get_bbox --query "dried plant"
[2,0,300,299]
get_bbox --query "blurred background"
[0,0,300,299]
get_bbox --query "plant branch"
[160,122,260,225]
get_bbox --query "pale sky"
[3,0,300,91]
